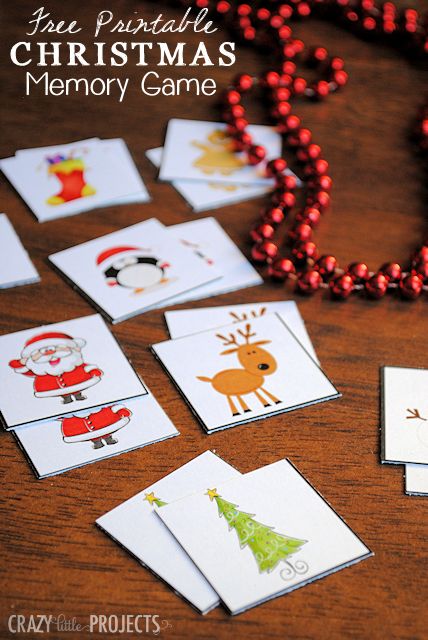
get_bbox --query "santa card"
[0,213,40,289]
[0,314,146,430]
[0,138,149,222]
[96,451,240,614]
[146,147,272,212]
[49,218,222,323]
[157,459,372,615]
[159,119,282,186]
[381,367,428,465]
[164,300,318,364]
[405,464,428,496]
[152,313,339,433]
[14,392,178,479]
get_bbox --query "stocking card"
[49,218,222,323]
[0,213,40,288]
[97,451,241,613]
[405,464,428,496]
[0,314,146,429]
[157,459,372,615]
[14,392,178,479]
[159,119,282,186]
[152,313,339,433]
[164,300,318,364]
[381,366,428,465]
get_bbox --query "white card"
[152,314,339,433]
[0,213,39,288]
[146,147,272,212]
[97,451,241,613]
[405,464,428,496]
[157,459,372,615]
[14,392,178,479]
[1,139,147,222]
[165,301,318,364]
[0,314,146,429]
[381,367,428,465]
[49,218,222,323]
[159,119,282,186]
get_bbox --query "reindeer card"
[0,213,40,288]
[146,147,273,212]
[152,314,339,433]
[381,367,428,465]
[97,451,241,614]
[165,301,318,364]
[159,119,282,186]
[49,218,222,323]
[405,464,428,496]
[157,459,372,615]
[13,392,178,479]
[0,314,146,430]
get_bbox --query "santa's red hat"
[22,332,85,358]
[96,246,149,270]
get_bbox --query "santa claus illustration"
[59,404,132,449]
[96,246,170,294]
[8,331,103,405]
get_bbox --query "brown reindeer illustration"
[197,323,282,417]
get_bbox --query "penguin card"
[0,138,149,222]
[49,218,223,323]
[157,459,372,615]
[159,119,282,186]
[0,213,40,289]
[381,366,428,465]
[97,451,241,613]
[0,314,147,430]
[13,392,179,479]
[152,314,340,434]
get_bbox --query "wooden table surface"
[1,1,427,638]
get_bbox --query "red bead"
[233,73,253,92]
[292,77,307,95]
[261,70,281,89]
[224,104,246,121]
[250,223,275,243]
[216,1,231,14]
[237,3,251,16]
[227,117,248,134]
[311,191,330,211]
[232,131,253,151]
[271,101,292,119]
[413,262,428,283]
[247,145,266,165]
[287,223,312,244]
[272,87,291,102]
[332,70,348,87]
[365,273,389,299]
[310,46,329,64]
[275,174,297,191]
[296,270,323,295]
[330,57,345,71]
[347,262,370,282]
[330,274,354,299]
[316,255,338,280]
[307,144,322,160]
[262,207,285,226]
[312,81,330,99]
[283,115,301,132]
[223,89,241,105]
[292,241,319,263]
[266,158,288,177]
[399,274,423,300]
[295,208,321,227]
[380,262,402,282]
[412,246,428,265]
[251,241,278,264]
[313,159,329,175]
[268,258,296,281]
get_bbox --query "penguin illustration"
[96,246,170,294]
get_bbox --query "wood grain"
[0,2,427,638]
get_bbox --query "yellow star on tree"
[206,488,219,501]
[143,492,167,508]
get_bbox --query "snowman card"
[159,119,282,186]
[0,314,146,430]
[97,451,241,613]
[146,147,273,212]
[152,313,339,433]
[405,464,428,496]
[157,459,372,615]
[381,367,428,465]
[14,392,178,479]
[165,300,318,364]
[0,213,40,289]
[49,218,223,323]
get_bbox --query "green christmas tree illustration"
[144,492,167,508]
[207,489,306,573]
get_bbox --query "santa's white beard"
[26,350,83,376]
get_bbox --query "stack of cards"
[146,118,301,212]
[0,138,150,222]
[153,302,340,433]
[0,213,39,288]
[0,314,178,478]
[49,217,262,323]
[97,451,372,615]
[381,366,428,496]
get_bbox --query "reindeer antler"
[216,332,240,347]
[229,307,268,323]
[237,323,256,344]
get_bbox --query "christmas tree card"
[405,464,428,496]
[13,391,178,479]
[0,213,40,289]
[96,451,241,614]
[381,366,428,465]
[159,119,283,186]
[157,459,372,615]
[164,300,318,364]
[0,314,146,430]
[146,147,273,212]
[49,218,223,323]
